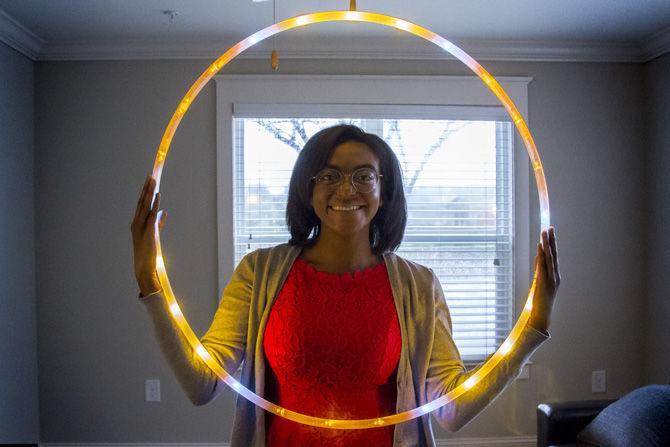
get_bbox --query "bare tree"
[255,119,312,151]
[395,121,467,193]
[253,118,465,194]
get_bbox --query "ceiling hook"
[162,10,179,23]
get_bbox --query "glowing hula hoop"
[152,10,550,429]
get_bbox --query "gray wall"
[644,53,670,385]
[34,57,649,442]
[0,42,38,442]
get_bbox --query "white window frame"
[215,75,532,357]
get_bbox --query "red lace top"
[263,256,402,446]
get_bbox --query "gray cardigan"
[141,243,548,446]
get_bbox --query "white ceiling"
[1,0,669,62]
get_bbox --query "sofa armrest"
[537,399,617,447]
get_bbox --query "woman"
[132,124,560,447]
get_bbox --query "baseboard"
[40,437,536,447]
[437,437,535,446]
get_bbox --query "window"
[216,76,531,363]
[232,114,512,361]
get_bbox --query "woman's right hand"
[131,176,167,296]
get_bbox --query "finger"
[135,177,152,220]
[534,243,547,295]
[535,242,545,273]
[542,230,556,284]
[536,243,547,268]
[549,226,558,260]
[138,175,150,203]
[133,176,151,221]
[549,227,560,286]
[148,192,161,226]
[549,226,559,274]
[139,178,157,222]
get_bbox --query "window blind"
[231,110,514,362]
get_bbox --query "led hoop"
[152,10,550,429]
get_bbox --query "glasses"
[311,167,383,194]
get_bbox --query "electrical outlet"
[145,379,161,402]
[592,370,606,393]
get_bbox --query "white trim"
[0,7,44,59]
[39,437,536,447]
[436,436,536,446]
[449,39,645,63]
[39,444,227,447]
[33,35,663,62]
[215,75,531,316]
[232,103,510,120]
[216,74,533,84]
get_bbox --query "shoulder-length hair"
[286,124,407,254]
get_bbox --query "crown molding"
[0,8,43,59]
[35,35,652,63]
[447,39,645,63]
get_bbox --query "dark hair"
[286,124,407,254]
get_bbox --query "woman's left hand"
[529,226,560,333]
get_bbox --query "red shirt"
[263,257,402,446]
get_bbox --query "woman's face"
[310,140,383,241]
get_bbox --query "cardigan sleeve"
[424,270,549,432]
[140,250,256,406]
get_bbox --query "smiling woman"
[286,126,406,269]
[309,144,384,251]
[130,9,560,447]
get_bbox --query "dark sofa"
[536,384,670,447]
